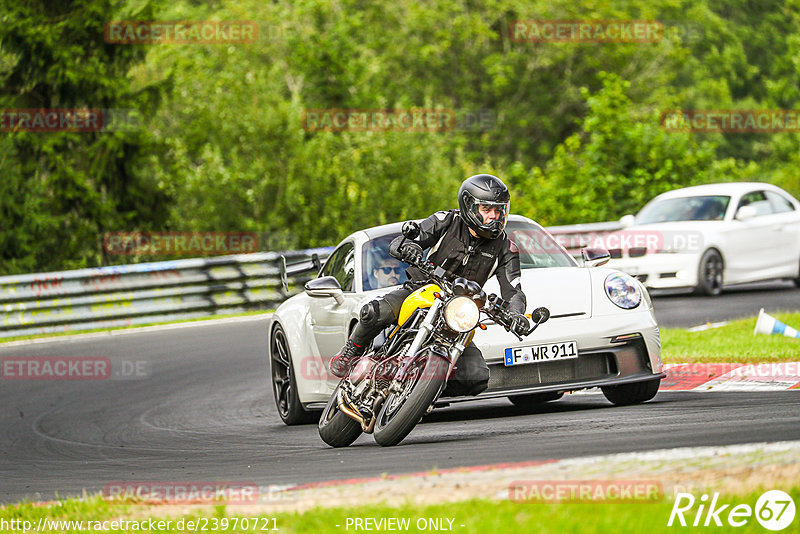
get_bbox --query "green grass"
[661,312,800,363]
[2,486,798,533]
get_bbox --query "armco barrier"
[0,221,620,339]
[0,249,331,338]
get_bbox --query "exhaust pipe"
[336,389,386,434]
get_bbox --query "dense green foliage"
[1,0,799,274]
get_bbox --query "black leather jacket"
[392,210,526,314]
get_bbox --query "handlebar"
[393,224,549,340]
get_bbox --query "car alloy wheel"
[695,249,723,296]
[270,324,316,425]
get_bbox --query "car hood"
[483,267,592,319]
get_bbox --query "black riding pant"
[349,284,490,397]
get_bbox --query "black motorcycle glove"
[509,312,531,337]
[389,238,424,264]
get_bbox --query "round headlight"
[605,273,642,309]
[443,296,480,332]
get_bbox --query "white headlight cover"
[443,296,480,332]
[605,273,642,309]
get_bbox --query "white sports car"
[605,183,800,295]
[268,215,665,425]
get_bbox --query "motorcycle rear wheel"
[318,384,363,448]
[373,349,450,447]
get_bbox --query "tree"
[0,0,171,274]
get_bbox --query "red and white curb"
[662,362,800,391]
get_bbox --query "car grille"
[629,247,647,257]
[487,353,617,390]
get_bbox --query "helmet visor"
[469,200,509,229]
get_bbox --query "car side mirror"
[619,214,636,228]
[735,205,757,221]
[582,247,611,267]
[305,276,344,305]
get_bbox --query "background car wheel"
[270,324,317,425]
[695,249,723,296]
[508,392,563,411]
[318,386,363,448]
[794,259,800,288]
[601,379,660,406]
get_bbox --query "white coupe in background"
[268,215,664,425]
[605,183,800,296]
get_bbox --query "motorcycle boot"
[329,339,366,378]
[329,297,398,378]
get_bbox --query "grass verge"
[661,312,800,363]
[2,486,797,533]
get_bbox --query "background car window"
[361,234,409,290]
[320,242,356,291]
[765,191,796,213]
[637,196,731,223]
[737,191,773,217]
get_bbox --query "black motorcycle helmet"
[458,174,511,239]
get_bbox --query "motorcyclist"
[329,174,529,397]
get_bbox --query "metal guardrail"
[0,221,621,339]
[0,249,331,338]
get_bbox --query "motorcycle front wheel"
[373,348,450,447]
[318,383,363,448]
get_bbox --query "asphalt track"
[2,287,800,503]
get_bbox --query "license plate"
[504,341,578,366]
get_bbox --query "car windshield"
[363,221,575,288]
[636,195,730,224]
[361,234,410,290]
[505,220,577,269]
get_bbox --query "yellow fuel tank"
[396,283,441,328]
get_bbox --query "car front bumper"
[606,253,700,289]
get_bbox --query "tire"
[793,259,800,288]
[373,350,450,447]
[601,379,660,406]
[509,392,563,411]
[270,324,317,425]
[694,249,723,296]
[318,386,363,448]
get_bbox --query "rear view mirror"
[305,276,345,305]
[402,221,421,240]
[735,205,757,221]
[582,247,611,267]
[619,214,636,228]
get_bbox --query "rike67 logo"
[669,490,795,530]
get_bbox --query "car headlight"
[605,273,642,309]
[443,296,480,332]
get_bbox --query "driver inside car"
[329,174,530,397]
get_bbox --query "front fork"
[392,296,470,393]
